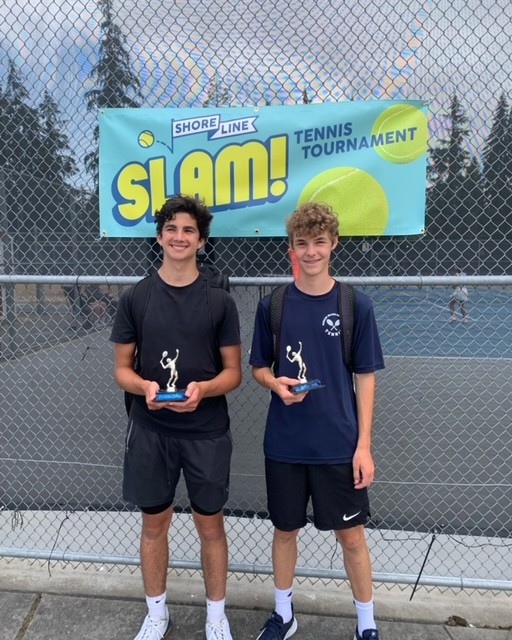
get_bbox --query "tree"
[0,58,42,176]
[481,92,512,237]
[84,0,141,187]
[425,94,482,239]
[202,76,230,107]
[37,90,77,183]
[301,87,313,104]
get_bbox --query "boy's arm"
[353,371,377,489]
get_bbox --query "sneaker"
[354,628,380,640]
[256,609,298,640]
[205,617,233,640]
[449,315,457,322]
[134,612,172,640]
[462,318,469,324]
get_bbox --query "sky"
[0,0,511,188]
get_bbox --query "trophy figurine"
[155,349,187,401]
[286,341,325,394]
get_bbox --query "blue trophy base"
[156,389,187,402]
[291,379,325,394]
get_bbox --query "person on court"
[449,266,469,323]
[249,202,385,640]
[110,195,241,640]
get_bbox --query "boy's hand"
[274,376,308,405]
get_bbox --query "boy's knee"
[336,525,366,551]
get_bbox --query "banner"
[99,100,428,238]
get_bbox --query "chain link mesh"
[1,0,512,592]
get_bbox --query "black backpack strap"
[124,273,155,415]
[130,273,155,365]
[270,284,289,375]
[203,276,228,372]
[338,282,355,372]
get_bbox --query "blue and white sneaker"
[354,628,380,640]
[256,607,297,640]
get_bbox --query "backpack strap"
[337,282,355,373]
[129,273,155,369]
[270,284,289,375]
[203,275,228,372]
[123,273,155,415]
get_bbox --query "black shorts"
[265,459,370,531]
[123,417,232,515]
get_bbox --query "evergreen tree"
[202,76,230,107]
[481,92,512,237]
[0,58,42,176]
[0,84,8,168]
[84,0,141,187]
[426,94,481,239]
[301,87,312,104]
[38,90,77,183]
[462,155,486,238]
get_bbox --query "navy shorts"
[123,417,232,515]
[265,459,370,531]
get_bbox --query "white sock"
[206,597,226,625]
[275,586,293,624]
[354,598,376,636]
[146,592,167,620]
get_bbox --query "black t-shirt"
[110,272,241,438]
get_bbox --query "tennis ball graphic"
[138,130,155,148]
[372,104,428,164]
[298,167,389,235]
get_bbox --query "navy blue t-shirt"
[249,281,384,464]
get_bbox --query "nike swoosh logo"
[343,511,361,521]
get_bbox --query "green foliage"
[0,59,76,186]
[0,59,42,177]
[84,0,142,186]
[38,90,77,183]
[202,77,230,107]
[426,94,484,239]
[481,93,512,235]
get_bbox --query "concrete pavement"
[1,559,511,639]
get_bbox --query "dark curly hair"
[154,194,213,240]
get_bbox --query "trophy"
[286,341,325,394]
[155,349,187,402]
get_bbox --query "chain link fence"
[1,276,512,592]
[1,0,512,593]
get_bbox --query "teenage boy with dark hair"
[110,194,242,640]
[250,202,385,640]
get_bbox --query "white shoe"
[134,612,172,640]
[205,617,233,640]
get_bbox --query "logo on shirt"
[322,313,341,337]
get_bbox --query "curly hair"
[286,202,339,243]
[154,194,213,240]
